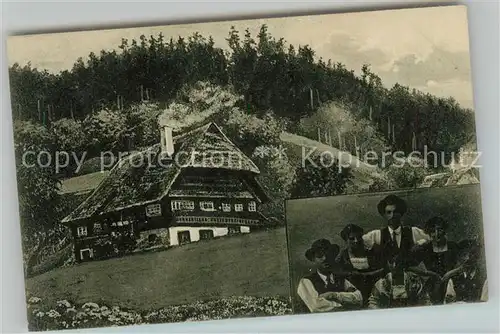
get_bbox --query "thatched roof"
[61,122,261,224]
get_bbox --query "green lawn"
[26,228,290,311]
[285,184,486,312]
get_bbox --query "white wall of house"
[168,226,250,246]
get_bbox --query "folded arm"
[297,279,342,313]
[333,280,363,307]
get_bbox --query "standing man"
[297,239,363,312]
[362,194,430,267]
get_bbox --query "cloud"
[320,33,391,72]
[415,78,475,109]
[381,47,472,87]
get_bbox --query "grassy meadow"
[26,228,290,311]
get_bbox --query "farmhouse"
[61,122,270,262]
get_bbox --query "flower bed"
[26,295,292,331]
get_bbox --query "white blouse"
[349,256,370,270]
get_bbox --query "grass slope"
[59,171,110,195]
[285,183,486,311]
[280,132,385,192]
[26,228,290,311]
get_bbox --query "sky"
[7,5,475,109]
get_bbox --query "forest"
[9,24,478,276]
[9,25,476,157]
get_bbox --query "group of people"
[297,194,488,312]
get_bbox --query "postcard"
[6,4,486,331]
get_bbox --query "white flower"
[28,297,42,304]
[56,300,72,308]
[108,315,120,322]
[47,309,61,318]
[82,302,100,310]
[35,311,45,318]
[75,311,86,320]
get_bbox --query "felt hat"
[305,239,340,262]
[377,194,407,216]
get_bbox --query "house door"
[177,231,191,245]
[80,248,93,261]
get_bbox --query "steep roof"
[61,122,262,224]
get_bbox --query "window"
[146,204,162,217]
[228,226,241,235]
[77,226,88,237]
[222,203,231,212]
[235,204,244,212]
[93,223,102,233]
[178,231,191,245]
[148,234,158,244]
[171,200,195,211]
[200,201,215,212]
[248,201,257,212]
[199,229,214,240]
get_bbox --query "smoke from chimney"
[160,125,174,157]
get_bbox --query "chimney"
[160,125,175,157]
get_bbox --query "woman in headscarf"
[336,224,385,306]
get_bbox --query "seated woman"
[407,217,459,304]
[336,224,385,306]
[297,239,363,313]
[368,254,432,309]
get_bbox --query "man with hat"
[297,239,363,313]
[362,194,430,267]
[337,224,385,306]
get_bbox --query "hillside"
[280,131,386,193]
[26,228,290,310]
[58,171,110,195]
